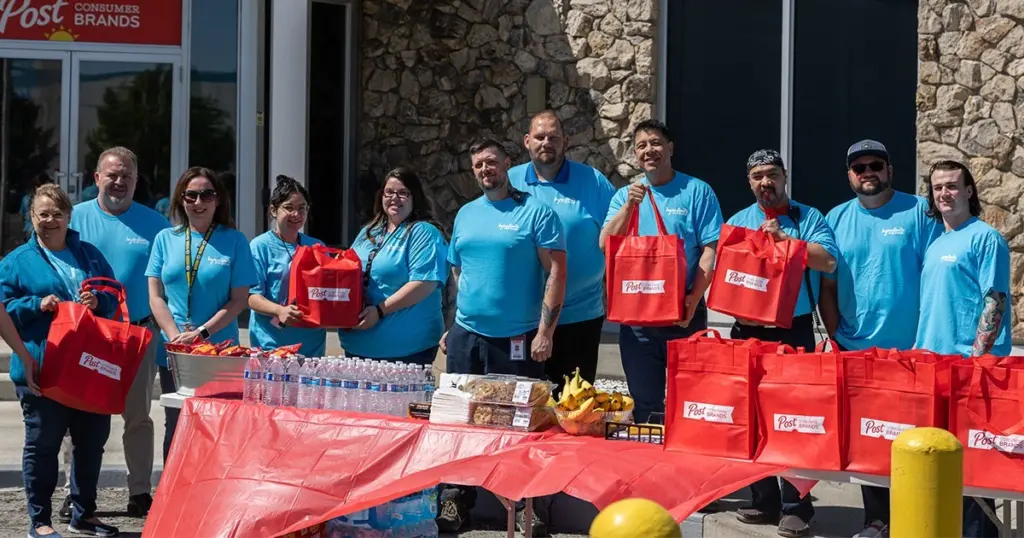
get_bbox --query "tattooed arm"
[531,248,566,362]
[972,290,1007,357]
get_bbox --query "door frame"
[69,51,185,202]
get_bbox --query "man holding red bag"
[818,140,942,538]
[725,150,837,537]
[914,160,1009,538]
[599,119,724,425]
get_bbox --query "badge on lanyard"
[510,336,526,362]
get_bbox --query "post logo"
[774,414,826,434]
[724,270,769,292]
[968,429,1024,454]
[79,352,121,381]
[308,287,351,302]
[621,280,665,294]
[860,418,914,440]
[683,401,734,424]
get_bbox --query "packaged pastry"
[469,402,553,432]
[462,375,554,407]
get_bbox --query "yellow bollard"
[589,498,682,538]
[890,426,963,537]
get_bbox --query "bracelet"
[375,304,385,319]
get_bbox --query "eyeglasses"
[851,161,886,175]
[34,211,67,221]
[279,205,309,215]
[383,188,411,199]
[183,189,218,203]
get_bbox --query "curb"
[0,465,163,490]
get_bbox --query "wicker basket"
[167,352,248,398]
[554,407,634,437]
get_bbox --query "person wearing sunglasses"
[340,167,448,366]
[817,140,942,538]
[248,176,327,357]
[0,184,121,538]
[724,150,837,538]
[146,167,258,462]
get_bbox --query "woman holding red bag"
[0,184,121,538]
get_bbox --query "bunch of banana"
[555,368,634,426]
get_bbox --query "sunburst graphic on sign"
[44,26,79,41]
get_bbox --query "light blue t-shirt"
[509,160,615,325]
[915,217,1012,357]
[248,231,327,357]
[824,192,942,351]
[727,200,838,318]
[604,172,724,291]
[145,226,258,365]
[42,247,84,298]
[71,200,170,322]
[449,194,565,338]
[341,221,449,358]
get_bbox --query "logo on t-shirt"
[309,287,351,302]
[552,196,575,205]
[665,208,688,217]
[207,256,231,266]
[724,270,769,292]
[880,227,905,237]
[940,254,957,263]
[125,237,149,246]
[497,223,520,232]
[621,280,665,294]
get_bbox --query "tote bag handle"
[625,189,669,237]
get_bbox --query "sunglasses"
[183,189,218,203]
[851,161,886,175]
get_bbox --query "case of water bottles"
[242,351,436,416]
[285,487,440,538]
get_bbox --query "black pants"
[158,366,179,464]
[545,316,604,397]
[444,323,545,379]
[731,314,816,521]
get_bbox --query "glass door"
[0,50,71,254]
[70,53,183,208]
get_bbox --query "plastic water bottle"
[282,356,301,407]
[313,359,328,409]
[405,365,420,410]
[327,360,347,410]
[243,352,262,404]
[355,361,371,413]
[263,355,285,406]
[422,366,435,404]
[296,360,317,409]
[339,360,356,411]
[368,364,385,414]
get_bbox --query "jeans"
[544,316,604,398]
[963,497,998,538]
[731,314,816,521]
[360,345,439,366]
[18,387,111,529]
[618,302,708,424]
[444,323,545,379]
[158,366,179,464]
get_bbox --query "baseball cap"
[846,140,889,166]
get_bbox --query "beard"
[757,186,779,206]
[533,149,560,165]
[479,174,507,192]
[852,176,890,196]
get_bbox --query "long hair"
[363,167,443,242]
[169,166,235,231]
[925,160,981,220]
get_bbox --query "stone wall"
[357,0,657,227]
[917,0,1024,340]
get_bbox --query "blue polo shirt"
[449,194,565,338]
[341,221,449,358]
[825,192,942,351]
[509,160,615,324]
[71,200,170,322]
[248,231,327,357]
[604,172,723,291]
[146,226,258,366]
[727,201,838,318]
[915,217,1011,357]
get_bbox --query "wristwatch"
[198,325,211,339]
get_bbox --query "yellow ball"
[589,498,682,538]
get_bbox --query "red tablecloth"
[144,398,785,537]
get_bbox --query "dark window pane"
[792,0,918,214]
[307,1,347,247]
[189,0,239,220]
[665,0,782,220]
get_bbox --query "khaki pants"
[63,322,158,496]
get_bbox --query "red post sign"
[0,0,182,46]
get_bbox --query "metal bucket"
[167,352,248,399]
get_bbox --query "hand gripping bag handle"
[966,361,1024,437]
[80,277,129,324]
[625,189,670,237]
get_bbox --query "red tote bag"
[707,224,808,329]
[287,244,363,329]
[40,277,153,415]
[843,350,951,475]
[755,342,844,470]
[605,195,686,326]
[950,357,1024,491]
[666,330,777,459]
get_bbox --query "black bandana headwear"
[746,149,786,173]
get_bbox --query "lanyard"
[276,230,302,264]
[184,224,217,326]
[363,223,406,294]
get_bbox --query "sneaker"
[736,506,780,525]
[435,498,469,533]
[515,507,549,537]
[67,518,118,537]
[57,496,72,524]
[853,521,888,538]
[126,494,152,517]
[777,514,811,538]
[28,526,63,538]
